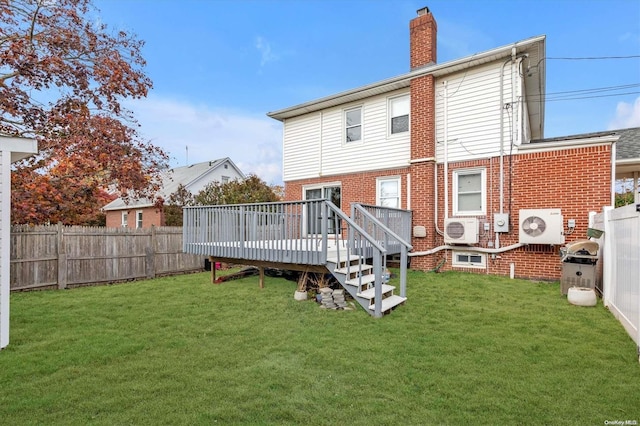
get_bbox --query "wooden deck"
[183,200,413,317]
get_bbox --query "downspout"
[443,80,449,221]
[318,111,323,176]
[498,55,512,250]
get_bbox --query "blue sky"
[93,0,640,184]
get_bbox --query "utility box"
[560,240,599,295]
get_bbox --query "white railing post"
[400,245,407,298]
[373,252,383,317]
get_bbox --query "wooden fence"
[10,225,204,291]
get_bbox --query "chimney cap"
[417,6,430,16]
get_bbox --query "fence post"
[57,223,67,289]
[601,206,613,306]
[146,226,156,279]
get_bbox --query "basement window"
[452,251,486,269]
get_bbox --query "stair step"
[369,295,407,312]
[326,255,360,264]
[344,274,376,287]
[334,264,372,275]
[357,284,396,300]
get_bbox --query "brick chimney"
[410,6,437,69]
[409,7,438,269]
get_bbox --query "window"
[453,169,486,215]
[221,176,230,184]
[452,251,486,269]
[377,177,401,209]
[121,211,128,228]
[389,95,409,134]
[345,107,362,143]
[136,210,143,229]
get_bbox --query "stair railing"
[323,200,388,317]
[351,204,413,298]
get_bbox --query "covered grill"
[560,240,599,295]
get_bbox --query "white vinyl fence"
[592,204,640,354]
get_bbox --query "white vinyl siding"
[283,90,411,181]
[435,61,521,163]
[282,113,321,181]
[282,90,411,181]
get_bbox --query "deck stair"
[326,255,406,316]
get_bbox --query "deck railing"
[351,204,413,297]
[183,200,328,264]
[352,203,412,248]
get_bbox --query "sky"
[93,0,640,184]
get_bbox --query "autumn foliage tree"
[1,0,166,224]
[194,175,281,206]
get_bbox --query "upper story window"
[453,168,486,215]
[136,210,143,229]
[377,177,400,209]
[389,95,409,134]
[221,176,230,184]
[345,107,362,143]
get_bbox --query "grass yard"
[1,269,639,425]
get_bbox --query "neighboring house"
[1,136,38,349]
[103,158,245,229]
[614,127,640,204]
[267,7,636,281]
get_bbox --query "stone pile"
[319,288,349,310]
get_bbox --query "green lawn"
[1,269,638,425]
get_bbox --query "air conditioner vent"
[444,218,478,244]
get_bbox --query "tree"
[1,0,166,225]
[195,175,280,206]
[163,184,194,226]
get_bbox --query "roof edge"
[267,34,546,121]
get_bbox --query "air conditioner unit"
[518,209,565,245]
[444,218,479,244]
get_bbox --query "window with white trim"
[345,107,362,143]
[389,95,409,135]
[121,211,128,228]
[377,177,400,209]
[453,168,486,215]
[136,210,143,229]
[221,176,230,184]
[452,251,486,269]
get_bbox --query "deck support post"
[209,256,216,284]
[259,267,265,289]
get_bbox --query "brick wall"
[284,167,411,216]
[430,144,613,280]
[105,206,164,229]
